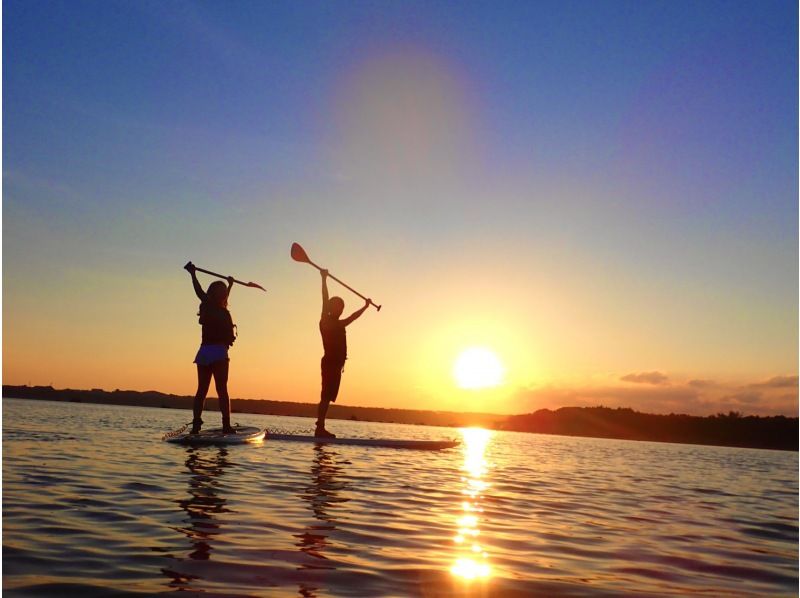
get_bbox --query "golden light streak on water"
[458,514,478,528]
[451,558,491,580]
[450,427,492,581]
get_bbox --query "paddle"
[184,262,267,292]
[291,243,381,311]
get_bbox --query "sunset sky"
[4,1,797,416]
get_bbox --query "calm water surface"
[3,398,797,596]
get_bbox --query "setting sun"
[453,347,505,389]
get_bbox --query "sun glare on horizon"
[453,347,505,390]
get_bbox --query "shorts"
[194,344,229,367]
[321,356,345,403]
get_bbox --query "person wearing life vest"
[316,268,371,438]
[185,262,237,435]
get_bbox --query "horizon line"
[3,383,796,421]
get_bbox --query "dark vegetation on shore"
[502,407,797,451]
[4,385,797,451]
[3,385,503,428]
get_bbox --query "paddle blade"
[291,242,311,263]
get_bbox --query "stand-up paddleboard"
[164,425,265,445]
[266,431,459,450]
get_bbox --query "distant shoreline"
[2,385,505,429]
[3,385,797,451]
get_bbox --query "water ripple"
[3,398,798,597]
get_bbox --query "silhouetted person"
[185,262,236,435]
[316,269,370,438]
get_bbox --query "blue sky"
[4,1,797,414]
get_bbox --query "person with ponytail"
[185,262,237,434]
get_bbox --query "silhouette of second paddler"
[316,269,371,438]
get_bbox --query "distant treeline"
[501,407,798,451]
[4,386,797,450]
[1,385,503,429]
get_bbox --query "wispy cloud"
[720,390,762,404]
[748,375,798,389]
[621,371,669,385]
[514,374,798,417]
[688,379,716,388]
[513,384,698,414]
[3,169,82,204]
[136,1,258,67]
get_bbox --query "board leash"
[265,427,315,435]
[162,422,190,441]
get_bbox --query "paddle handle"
[184,262,266,292]
[307,261,381,311]
[328,272,381,312]
[290,244,380,310]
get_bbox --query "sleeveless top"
[199,302,236,346]
[319,314,346,365]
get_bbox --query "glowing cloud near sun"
[453,347,505,390]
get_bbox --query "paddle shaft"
[185,263,266,292]
[304,257,381,311]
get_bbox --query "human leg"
[316,363,342,437]
[316,397,331,430]
[192,365,213,433]
[211,359,234,433]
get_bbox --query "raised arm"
[320,269,330,317]
[342,298,371,327]
[185,262,206,301]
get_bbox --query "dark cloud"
[620,371,669,385]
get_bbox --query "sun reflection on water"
[451,427,492,581]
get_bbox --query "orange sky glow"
[4,33,797,418]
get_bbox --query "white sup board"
[266,432,459,450]
[165,425,265,445]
